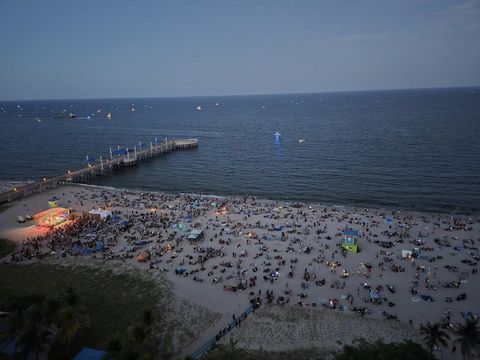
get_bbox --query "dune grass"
[0,239,16,256]
[0,263,164,350]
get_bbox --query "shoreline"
[18,181,480,216]
[2,179,479,215]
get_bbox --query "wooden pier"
[0,138,198,204]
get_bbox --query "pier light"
[43,177,46,181]
[13,187,17,191]
[67,170,71,174]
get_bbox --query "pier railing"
[0,139,198,204]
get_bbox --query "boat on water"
[196,105,202,111]
[299,139,305,143]
[106,112,112,120]
[55,110,76,119]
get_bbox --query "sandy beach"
[1,184,478,358]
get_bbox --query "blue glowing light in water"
[274,131,281,144]
[274,131,282,157]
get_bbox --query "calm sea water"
[1,88,479,212]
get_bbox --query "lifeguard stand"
[342,228,359,253]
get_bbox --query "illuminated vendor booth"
[34,207,71,228]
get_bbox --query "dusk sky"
[1,0,479,100]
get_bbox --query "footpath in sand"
[221,305,417,353]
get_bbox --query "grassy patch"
[205,347,332,360]
[0,263,164,349]
[0,238,16,256]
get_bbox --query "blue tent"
[113,147,134,156]
[72,245,84,254]
[369,290,380,300]
[83,155,96,164]
[113,148,127,155]
[0,338,17,356]
[118,220,129,230]
[73,347,106,360]
[82,248,94,255]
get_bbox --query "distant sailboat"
[196,105,202,111]
[106,112,112,120]
[55,110,76,119]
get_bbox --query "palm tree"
[128,323,148,346]
[18,303,55,360]
[55,304,90,347]
[103,334,123,359]
[103,308,156,360]
[420,321,450,354]
[3,310,24,355]
[453,320,480,360]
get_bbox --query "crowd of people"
[2,187,479,338]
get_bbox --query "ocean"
[1,88,479,212]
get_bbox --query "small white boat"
[131,108,136,112]
[299,139,305,143]
[106,112,112,120]
[196,105,202,111]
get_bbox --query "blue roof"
[0,338,17,355]
[73,347,106,360]
[343,229,359,236]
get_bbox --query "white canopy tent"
[89,209,112,220]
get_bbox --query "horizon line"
[1,85,479,103]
